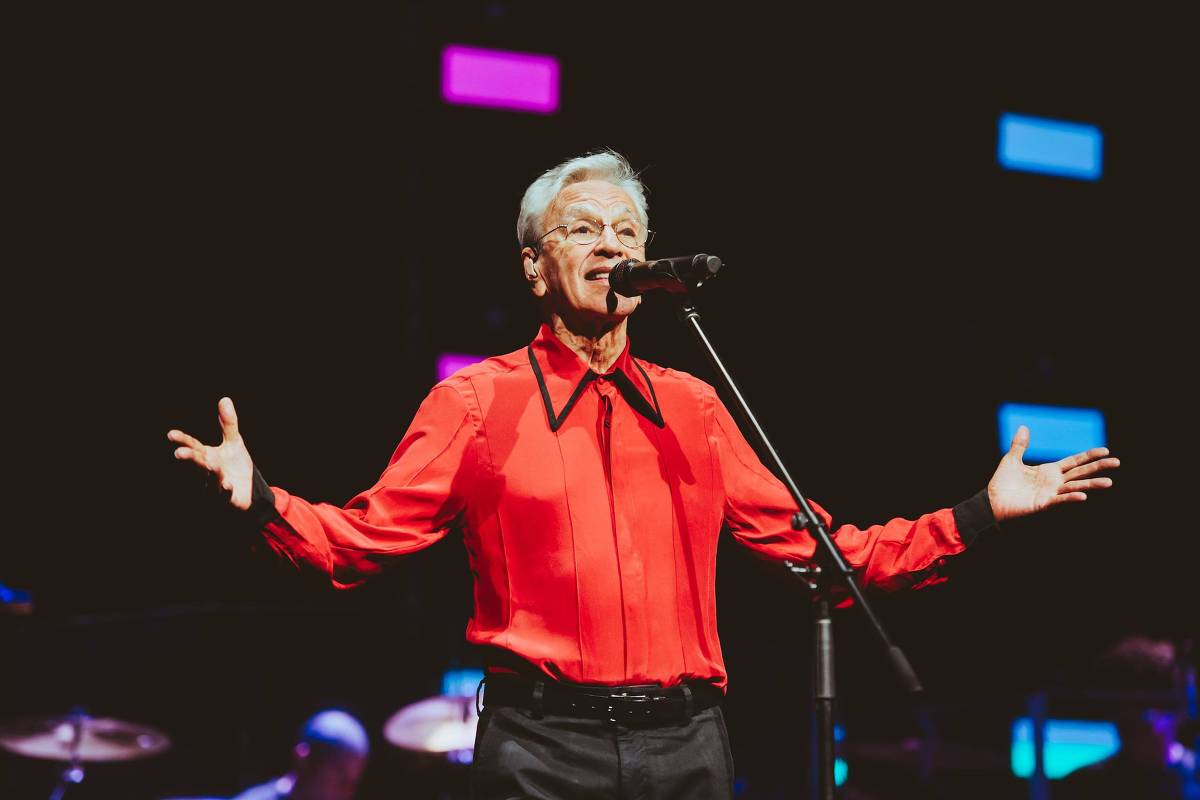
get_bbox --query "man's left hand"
[987,425,1120,522]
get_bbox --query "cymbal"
[384,695,479,754]
[0,714,171,762]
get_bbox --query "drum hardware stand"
[48,710,86,800]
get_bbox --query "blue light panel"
[834,724,847,786]
[998,403,1106,463]
[441,668,485,698]
[998,113,1103,180]
[1012,717,1120,779]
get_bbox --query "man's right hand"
[168,397,255,511]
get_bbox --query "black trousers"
[470,704,735,800]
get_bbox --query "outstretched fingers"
[167,429,202,449]
[167,429,208,465]
[1056,446,1111,472]
[1047,491,1089,506]
[1007,425,1031,459]
[1043,474,1115,508]
[218,397,240,442]
[1062,477,1113,493]
[172,446,201,465]
[1063,457,1120,481]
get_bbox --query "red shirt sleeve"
[712,389,967,591]
[258,384,476,588]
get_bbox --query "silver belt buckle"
[606,690,662,723]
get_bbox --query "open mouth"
[585,267,612,282]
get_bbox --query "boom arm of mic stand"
[676,299,923,696]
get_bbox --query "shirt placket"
[595,376,647,683]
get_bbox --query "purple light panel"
[441,45,559,114]
[437,352,486,382]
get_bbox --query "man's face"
[523,179,646,325]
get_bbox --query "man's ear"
[521,247,546,297]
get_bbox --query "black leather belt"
[481,674,722,728]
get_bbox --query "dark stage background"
[4,4,1195,798]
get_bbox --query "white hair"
[517,150,649,248]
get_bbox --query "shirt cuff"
[952,489,999,548]
[247,467,283,532]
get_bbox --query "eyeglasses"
[531,218,655,252]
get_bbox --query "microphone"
[609,254,722,297]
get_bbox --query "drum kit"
[5,691,1192,796]
[0,689,1011,797]
[0,710,171,799]
[383,693,480,761]
[0,693,480,798]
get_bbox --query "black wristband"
[952,489,1000,548]
[247,467,282,532]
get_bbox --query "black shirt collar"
[526,324,664,432]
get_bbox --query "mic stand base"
[786,562,837,800]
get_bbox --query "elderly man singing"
[168,150,1119,799]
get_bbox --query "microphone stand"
[674,297,923,800]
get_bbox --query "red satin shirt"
[256,324,989,689]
